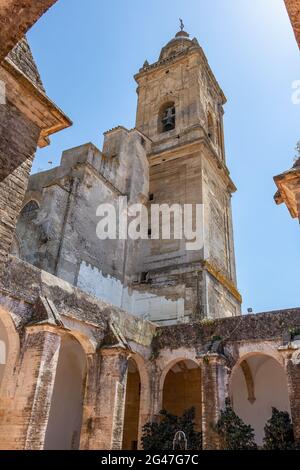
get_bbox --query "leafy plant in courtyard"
[289,327,300,340]
[142,407,202,451]
[214,399,257,450]
[263,408,296,450]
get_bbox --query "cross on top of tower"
[175,19,190,40]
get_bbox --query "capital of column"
[100,346,131,358]
[197,352,228,367]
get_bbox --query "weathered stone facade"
[15,29,241,325]
[0,256,300,449]
[0,5,300,452]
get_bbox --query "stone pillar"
[14,327,61,450]
[137,362,152,450]
[151,363,164,420]
[79,352,101,450]
[279,348,300,445]
[199,354,229,450]
[83,348,129,450]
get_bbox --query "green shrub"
[214,399,257,450]
[263,408,295,450]
[142,407,202,451]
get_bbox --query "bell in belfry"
[162,105,176,132]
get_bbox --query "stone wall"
[0,100,40,265]
[154,308,300,350]
[0,255,300,449]
[7,37,45,92]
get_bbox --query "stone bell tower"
[133,23,242,323]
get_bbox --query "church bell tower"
[133,22,242,323]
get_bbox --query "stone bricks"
[200,356,224,450]
[7,37,45,92]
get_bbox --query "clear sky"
[27,0,300,314]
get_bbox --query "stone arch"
[160,357,202,433]
[21,200,40,214]
[230,352,290,446]
[44,333,87,450]
[0,307,20,399]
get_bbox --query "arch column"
[137,368,152,449]
[12,326,61,450]
[79,352,100,449]
[279,347,300,445]
[198,353,229,450]
[151,363,162,420]
[95,347,130,450]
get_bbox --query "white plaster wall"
[231,356,291,446]
[77,262,184,324]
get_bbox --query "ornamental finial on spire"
[179,18,184,31]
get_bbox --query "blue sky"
[27,0,300,314]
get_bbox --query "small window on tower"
[21,200,39,218]
[159,102,176,133]
[207,112,215,143]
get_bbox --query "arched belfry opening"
[162,359,202,432]
[122,358,141,450]
[158,102,176,133]
[44,335,86,450]
[230,354,291,445]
